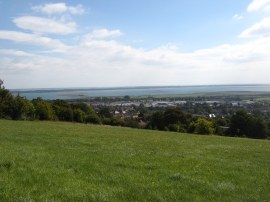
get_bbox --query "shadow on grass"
[0,161,13,171]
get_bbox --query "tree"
[0,79,3,89]
[32,98,54,120]
[99,107,112,118]
[124,95,130,101]
[85,113,101,124]
[163,108,189,127]
[102,117,124,126]
[124,119,140,128]
[0,80,14,118]
[228,111,249,137]
[73,108,85,123]
[52,100,73,121]
[168,124,180,132]
[250,118,268,139]
[71,103,95,115]
[194,118,214,135]
[10,96,35,120]
[228,110,268,139]
[149,111,164,130]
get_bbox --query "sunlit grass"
[0,120,270,201]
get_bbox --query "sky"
[0,0,270,89]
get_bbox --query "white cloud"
[240,18,270,38]
[33,3,67,14]
[247,0,270,12]
[0,49,35,57]
[2,36,270,88]
[2,26,270,88]
[233,14,244,21]
[32,3,85,15]
[36,33,269,87]
[2,24,270,88]
[0,31,69,52]
[85,29,123,40]
[68,5,85,15]
[0,54,71,77]
[13,16,76,35]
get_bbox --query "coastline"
[10,84,270,100]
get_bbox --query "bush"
[32,98,54,120]
[73,109,85,123]
[124,119,140,128]
[10,96,35,120]
[52,100,73,122]
[194,118,214,135]
[85,114,101,124]
[102,117,125,126]
[168,124,179,132]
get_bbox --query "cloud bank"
[1,1,270,88]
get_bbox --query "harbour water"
[10,85,270,100]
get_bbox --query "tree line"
[145,108,268,139]
[0,80,269,139]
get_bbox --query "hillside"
[0,120,270,201]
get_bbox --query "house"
[209,114,216,118]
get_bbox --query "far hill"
[0,120,270,201]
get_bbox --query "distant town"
[70,93,270,122]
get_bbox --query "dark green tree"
[10,96,35,120]
[0,80,14,118]
[99,107,112,118]
[149,111,164,130]
[73,108,85,123]
[85,113,101,124]
[71,103,95,115]
[52,100,73,121]
[32,98,54,120]
[163,108,189,127]
[102,117,124,126]
[228,110,268,139]
[0,79,3,89]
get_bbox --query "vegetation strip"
[1,80,269,139]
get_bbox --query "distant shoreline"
[10,84,270,100]
[10,84,270,93]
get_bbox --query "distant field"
[0,120,270,201]
[255,97,270,101]
[134,91,270,99]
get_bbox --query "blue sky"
[0,0,270,88]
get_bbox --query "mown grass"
[0,120,270,201]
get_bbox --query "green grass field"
[0,120,270,201]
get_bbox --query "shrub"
[32,98,54,120]
[73,109,85,123]
[168,124,179,132]
[85,114,101,124]
[194,118,214,135]
[102,117,125,126]
[124,119,140,128]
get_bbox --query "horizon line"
[9,83,270,92]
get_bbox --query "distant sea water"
[10,85,270,100]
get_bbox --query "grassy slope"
[0,120,270,202]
